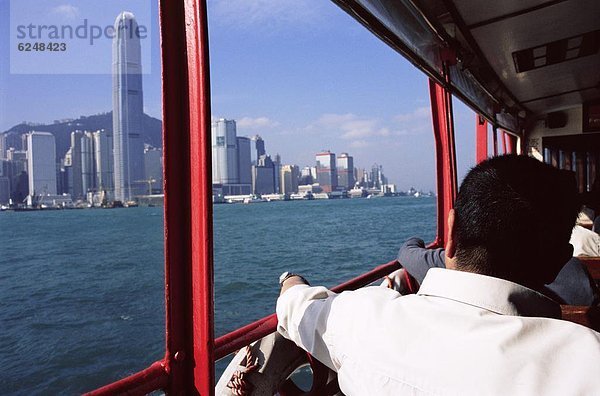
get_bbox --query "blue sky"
[0,0,476,191]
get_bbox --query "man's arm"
[397,237,446,284]
[277,276,339,370]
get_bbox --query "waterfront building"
[6,147,26,163]
[93,130,114,192]
[65,131,84,198]
[0,160,10,203]
[236,136,252,191]
[81,132,95,194]
[2,155,28,203]
[0,133,8,161]
[298,183,323,194]
[250,135,266,165]
[370,164,388,190]
[63,130,113,199]
[0,134,5,160]
[299,166,314,185]
[144,146,163,194]
[0,133,18,160]
[212,119,239,185]
[252,155,276,194]
[336,152,355,191]
[26,132,57,197]
[273,153,281,193]
[315,151,337,193]
[280,164,299,195]
[113,11,145,202]
[211,119,253,195]
[21,134,28,152]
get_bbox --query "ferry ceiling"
[332,0,600,135]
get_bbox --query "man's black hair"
[453,155,580,288]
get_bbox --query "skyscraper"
[337,152,355,190]
[0,132,23,160]
[315,151,337,192]
[0,134,6,160]
[211,119,239,185]
[280,164,299,194]
[237,136,252,189]
[65,131,84,199]
[113,11,145,202]
[93,130,114,191]
[144,146,162,194]
[27,132,57,197]
[81,132,95,194]
[250,135,266,165]
[252,155,276,194]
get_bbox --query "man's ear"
[445,209,458,269]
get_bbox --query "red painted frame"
[476,115,488,163]
[429,79,458,247]
[88,1,462,393]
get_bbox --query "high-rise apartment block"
[113,12,145,202]
[144,146,163,194]
[315,151,337,193]
[27,132,57,197]
[237,137,252,187]
[337,152,355,190]
[93,130,114,191]
[252,155,276,194]
[250,135,265,165]
[280,164,299,195]
[212,119,239,185]
[211,119,251,195]
[63,130,114,199]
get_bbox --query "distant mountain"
[3,112,162,159]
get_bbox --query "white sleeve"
[276,284,339,370]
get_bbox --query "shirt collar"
[417,268,561,319]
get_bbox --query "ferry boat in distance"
[87,1,600,395]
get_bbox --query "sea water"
[0,197,435,394]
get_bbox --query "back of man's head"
[453,155,580,289]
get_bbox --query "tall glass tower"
[112,12,144,202]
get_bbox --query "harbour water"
[0,197,435,394]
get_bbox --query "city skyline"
[0,1,478,192]
[211,117,398,200]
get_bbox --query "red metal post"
[476,115,488,163]
[161,0,214,394]
[429,79,458,247]
[185,0,215,393]
[504,132,517,154]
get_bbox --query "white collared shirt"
[276,268,600,395]
[570,225,600,257]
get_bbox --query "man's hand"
[381,268,412,294]
[280,275,309,295]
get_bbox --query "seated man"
[277,155,600,395]
[398,236,600,306]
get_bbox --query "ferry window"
[207,0,438,377]
[543,134,600,193]
[1,1,165,393]
[452,97,477,183]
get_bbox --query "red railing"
[84,361,169,395]
[214,260,401,360]
[86,260,401,394]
